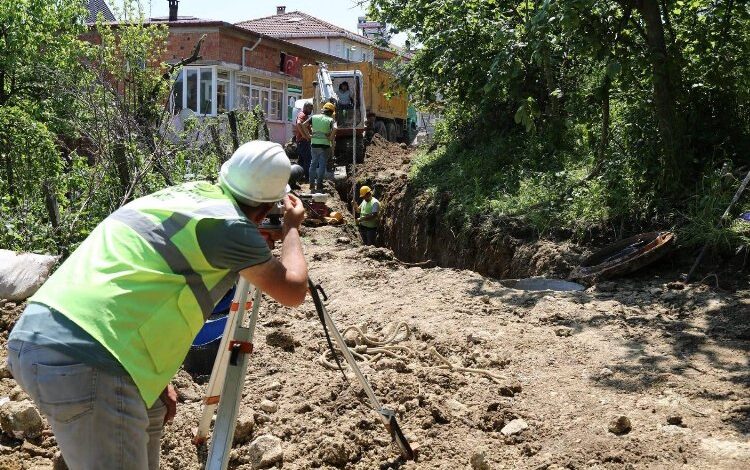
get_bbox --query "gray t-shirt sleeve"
[197,218,272,272]
[371,200,380,213]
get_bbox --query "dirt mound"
[360,134,413,176]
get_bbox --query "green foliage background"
[0,0,267,255]
[373,0,750,249]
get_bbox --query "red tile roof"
[236,11,376,46]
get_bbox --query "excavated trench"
[333,140,585,281]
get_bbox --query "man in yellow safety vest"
[357,185,380,246]
[301,102,337,193]
[6,140,308,469]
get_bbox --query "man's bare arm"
[239,195,307,307]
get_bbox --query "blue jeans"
[359,225,377,246]
[297,139,312,180]
[310,146,329,190]
[6,340,165,470]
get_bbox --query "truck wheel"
[334,137,365,165]
[386,121,397,142]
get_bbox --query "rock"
[260,400,278,414]
[446,399,469,415]
[265,328,296,351]
[374,358,408,372]
[608,415,632,435]
[343,328,360,347]
[294,403,312,414]
[501,418,528,436]
[430,406,451,424]
[555,326,573,337]
[233,409,255,445]
[247,434,283,469]
[662,291,680,301]
[593,367,614,381]
[499,382,523,397]
[661,424,691,434]
[336,237,351,244]
[264,381,282,392]
[470,450,490,470]
[667,415,684,426]
[0,400,44,439]
[21,440,52,458]
[318,437,352,467]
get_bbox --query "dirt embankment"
[348,137,582,279]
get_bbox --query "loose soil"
[0,141,748,469]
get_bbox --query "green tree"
[0,0,87,108]
[372,0,749,188]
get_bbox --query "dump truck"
[302,62,408,147]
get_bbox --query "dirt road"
[0,139,748,469]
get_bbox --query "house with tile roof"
[85,0,115,23]
[236,7,403,67]
[85,2,350,144]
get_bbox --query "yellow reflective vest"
[31,182,245,406]
[311,114,334,146]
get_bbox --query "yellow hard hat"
[359,186,372,197]
[322,102,336,113]
[330,211,343,222]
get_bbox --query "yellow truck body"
[302,62,407,121]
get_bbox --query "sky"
[137,0,407,46]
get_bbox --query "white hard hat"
[219,141,291,204]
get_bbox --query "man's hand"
[282,194,305,234]
[160,384,177,425]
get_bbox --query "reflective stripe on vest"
[311,114,333,146]
[108,208,235,319]
[30,182,247,406]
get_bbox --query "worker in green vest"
[5,141,308,470]
[302,101,337,193]
[356,185,380,246]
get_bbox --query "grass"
[408,138,643,240]
[408,139,749,254]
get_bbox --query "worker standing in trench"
[5,141,308,469]
[303,102,337,193]
[357,185,380,246]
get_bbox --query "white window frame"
[176,66,218,116]
[216,70,230,114]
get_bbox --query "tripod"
[192,276,414,470]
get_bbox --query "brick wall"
[162,27,327,79]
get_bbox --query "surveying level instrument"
[193,273,415,470]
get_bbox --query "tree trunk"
[0,70,6,106]
[2,152,13,202]
[112,142,132,201]
[598,75,611,163]
[42,180,60,229]
[634,0,682,185]
[228,111,240,152]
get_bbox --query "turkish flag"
[284,55,301,76]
